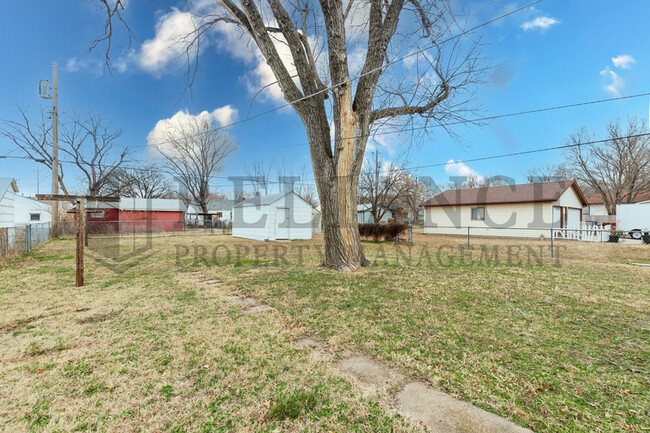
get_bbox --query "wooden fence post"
[76,199,85,287]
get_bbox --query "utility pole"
[51,62,59,238]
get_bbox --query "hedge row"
[358,223,407,242]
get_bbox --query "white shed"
[232,191,313,241]
[14,195,52,226]
[0,178,19,229]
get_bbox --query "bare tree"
[524,164,569,183]
[359,152,409,222]
[103,164,176,198]
[566,117,650,215]
[395,173,433,224]
[277,163,320,208]
[2,107,128,197]
[60,113,129,197]
[245,159,274,196]
[95,0,483,270]
[153,115,236,219]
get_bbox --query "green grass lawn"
[0,233,648,432]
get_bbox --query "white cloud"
[136,8,198,76]
[147,107,236,154]
[520,16,559,31]
[211,105,238,127]
[611,54,636,69]
[600,66,625,96]
[444,160,484,183]
[65,57,84,72]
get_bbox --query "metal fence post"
[25,224,31,252]
[409,223,413,246]
[551,228,554,259]
[467,226,470,250]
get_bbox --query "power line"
[138,0,544,150]
[4,132,649,188]
[103,91,650,152]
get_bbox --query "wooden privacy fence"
[552,225,610,242]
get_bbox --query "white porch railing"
[552,225,610,242]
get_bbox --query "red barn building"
[79,198,187,234]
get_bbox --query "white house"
[422,180,588,238]
[0,178,18,229]
[357,204,391,223]
[232,191,313,241]
[14,194,52,225]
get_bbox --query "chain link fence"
[0,223,52,260]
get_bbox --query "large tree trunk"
[317,163,370,270]
[303,87,371,271]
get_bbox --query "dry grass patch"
[0,239,416,433]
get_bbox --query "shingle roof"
[588,191,650,205]
[421,181,587,207]
[0,178,18,202]
[86,198,187,211]
[234,192,306,207]
[206,199,238,211]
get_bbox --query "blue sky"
[0,0,648,197]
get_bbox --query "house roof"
[421,180,588,207]
[87,198,187,212]
[0,178,19,202]
[234,191,315,208]
[587,191,650,205]
[207,199,239,211]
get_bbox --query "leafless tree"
[153,115,236,219]
[103,164,176,198]
[245,159,274,196]
[394,173,433,223]
[277,163,320,207]
[359,152,409,222]
[60,113,129,197]
[95,0,484,270]
[566,117,650,215]
[524,164,569,183]
[1,107,70,195]
[1,107,128,198]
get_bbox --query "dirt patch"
[337,356,404,388]
[395,382,532,433]
[77,310,121,324]
[0,315,43,333]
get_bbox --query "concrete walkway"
[198,278,532,433]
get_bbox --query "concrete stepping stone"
[238,297,258,307]
[395,382,533,433]
[294,338,319,349]
[243,305,274,314]
[202,279,221,285]
[337,356,404,387]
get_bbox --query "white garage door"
[276,207,290,239]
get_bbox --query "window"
[30,213,40,221]
[471,207,485,221]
